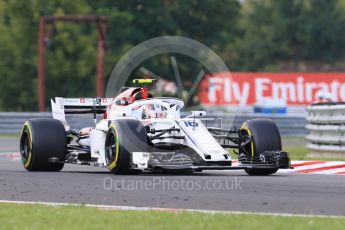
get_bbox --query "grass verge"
[0,203,345,230]
[283,137,345,161]
[0,133,19,138]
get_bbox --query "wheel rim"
[240,129,254,156]
[20,130,31,162]
[105,132,116,165]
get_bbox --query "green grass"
[0,203,344,230]
[285,146,345,161]
[283,137,345,161]
[284,145,309,160]
[0,133,18,138]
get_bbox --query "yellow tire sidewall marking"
[107,123,120,170]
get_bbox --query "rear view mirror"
[190,111,207,117]
[115,99,129,106]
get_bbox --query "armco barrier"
[0,113,95,134]
[0,112,306,136]
[0,112,51,134]
[306,103,345,154]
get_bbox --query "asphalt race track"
[1,137,345,216]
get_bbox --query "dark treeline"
[0,0,344,111]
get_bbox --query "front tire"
[20,119,66,171]
[240,118,282,176]
[105,119,148,174]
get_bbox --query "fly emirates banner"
[199,72,345,106]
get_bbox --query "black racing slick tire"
[19,119,67,171]
[240,118,282,176]
[105,119,148,175]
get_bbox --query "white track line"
[0,152,19,155]
[0,152,20,161]
[0,199,344,219]
[309,168,345,175]
[292,163,334,172]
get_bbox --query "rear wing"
[51,97,113,128]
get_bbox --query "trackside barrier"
[0,113,94,134]
[0,112,307,136]
[0,112,51,134]
[306,103,345,154]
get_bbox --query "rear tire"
[19,119,66,171]
[240,118,282,176]
[105,119,148,175]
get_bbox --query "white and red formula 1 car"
[20,79,291,175]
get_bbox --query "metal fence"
[306,103,345,154]
[0,112,306,136]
